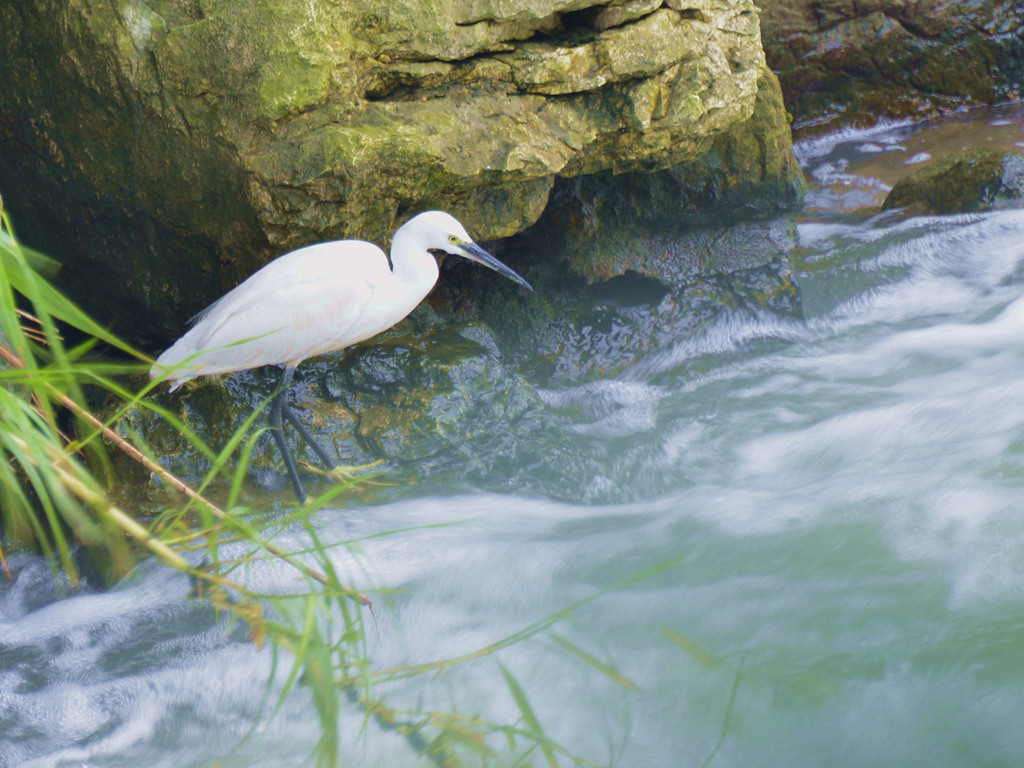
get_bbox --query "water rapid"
[4,133,1024,767]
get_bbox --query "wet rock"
[759,0,1024,131]
[319,323,598,491]
[428,67,806,388]
[527,258,803,385]
[564,215,798,286]
[881,149,1024,215]
[436,240,802,387]
[129,319,599,503]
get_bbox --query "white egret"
[151,211,532,502]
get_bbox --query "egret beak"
[459,242,533,291]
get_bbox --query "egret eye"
[448,234,460,245]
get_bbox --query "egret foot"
[299,459,385,484]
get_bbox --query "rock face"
[882,149,1024,216]
[529,67,805,284]
[759,0,1024,131]
[0,0,774,340]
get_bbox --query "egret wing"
[156,240,392,376]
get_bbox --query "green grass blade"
[662,628,727,669]
[551,634,638,690]
[499,662,558,768]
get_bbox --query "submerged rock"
[882,150,1024,215]
[315,323,595,490]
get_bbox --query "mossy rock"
[0,0,775,344]
[486,66,805,286]
[882,150,1024,216]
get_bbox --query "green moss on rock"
[0,0,793,341]
[882,150,1024,216]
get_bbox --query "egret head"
[402,211,533,291]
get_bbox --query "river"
[3,116,1024,767]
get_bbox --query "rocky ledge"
[0,0,782,339]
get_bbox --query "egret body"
[152,211,531,502]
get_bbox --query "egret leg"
[268,365,382,502]
[280,405,336,470]
[267,365,309,503]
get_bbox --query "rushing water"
[4,123,1024,767]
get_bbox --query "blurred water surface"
[4,124,1024,767]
